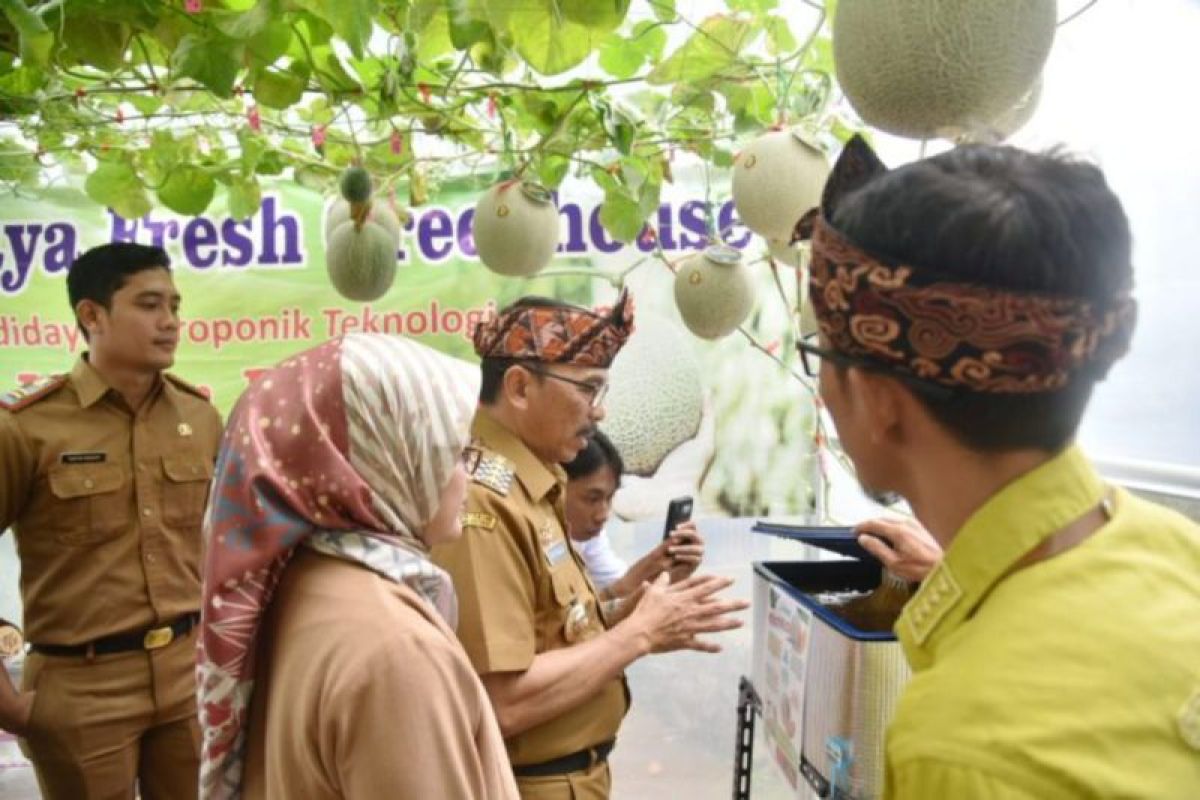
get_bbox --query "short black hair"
[830,144,1133,452]
[67,243,171,336]
[563,429,624,482]
[477,295,580,404]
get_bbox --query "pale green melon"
[325,203,400,302]
[673,245,756,340]
[732,129,829,241]
[833,0,1055,139]
[473,181,560,277]
[600,314,703,477]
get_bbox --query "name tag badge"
[60,451,106,465]
[543,539,570,567]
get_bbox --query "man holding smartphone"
[433,291,745,799]
[562,431,704,602]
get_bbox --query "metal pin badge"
[178,423,193,437]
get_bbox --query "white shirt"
[570,530,629,590]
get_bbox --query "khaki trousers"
[17,626,200,800]
[516,760,612,800]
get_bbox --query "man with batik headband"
[433,290,747,799]
[796,136,1200,797]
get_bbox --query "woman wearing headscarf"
[196,333,519,800]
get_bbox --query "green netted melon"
[600,314,703,477]
[674,245,756,340]
[833,0,1056,139]
[473,180,560,277]
[732,129,829,241]
[324,168,401,303]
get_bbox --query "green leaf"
[559,0,629,31]
[486,0,597,76]
[729,0,777,11]
[0,0,54,68]
[446,0,489,50]
[630,21,667,62]
[537,154,570,190]
[599,188,644,243]
[649,0,675,23]
[217,0,281,38]
[246,21,293,67]
[171,34,245,97]
[63,19,128,71]
[157,165,216,215]
[598,34,642,79]
[254,65,307,109]
[293,0,377,59]
[85,160,152,220]
[228,176,262,219]
[648,15,756,85]
[764,15,795,56]
[238,128,267,174]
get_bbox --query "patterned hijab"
[196,333,479,800]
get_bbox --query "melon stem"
[350,200,371,231]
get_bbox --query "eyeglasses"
[796,335,865,379]
[523,365,610,409]
[796,334,955,400]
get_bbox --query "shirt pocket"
[46,463,128,546]
[161,455,213,528]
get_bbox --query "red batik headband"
[798,136,1137,394]
[472,288,635,368]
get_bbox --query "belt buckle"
[143,625,174,650]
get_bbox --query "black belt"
[512,740,615,778]
[29,613,199,657]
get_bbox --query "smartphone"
[663,496,694,540]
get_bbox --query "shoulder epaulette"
[164,372,211,402]
[0,374,67,412]
[469,451,515,497]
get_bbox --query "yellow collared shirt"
[886,446,1200,799]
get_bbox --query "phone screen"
[663,496,694,540]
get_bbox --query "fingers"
[854,517,911,548]
[672,573,734,601]
[666,545,704,563]
[857,532,901,570]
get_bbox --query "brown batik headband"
[472,288,635,368]
[797,136,1137,394]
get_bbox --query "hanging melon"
[600,314,703,477]
[324,167,400,302]
[473,180,560,277]
[766,237,805,268]
[732,129,829,242]
[674,245,756,340]
[833,0,1056,140]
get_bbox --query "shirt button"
[83,479,94,489]
[145,553,156,563]
[137,462,147,472]
[142,507,153,517]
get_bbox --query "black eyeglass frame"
[521,364,610,408]
[796,336,956,401]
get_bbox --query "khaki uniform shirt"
[886,446,1200,798]
[432,410,629,766]
[243,549,520,800]
[0,355,221,645]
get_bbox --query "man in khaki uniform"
[433,292,746,799]
[0,242,221,799]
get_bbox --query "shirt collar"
[70,354,112,408]
[471,409,563,501]
[70,354,168,412]
[898,445,1106,670]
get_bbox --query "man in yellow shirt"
[797,137,1200,797]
